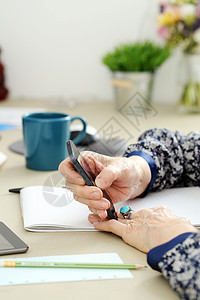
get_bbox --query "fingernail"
[91,192,101,199]
[96,178,106,189]
[88,214,95,220]
[100,211,107,219]
[100,202,109,210]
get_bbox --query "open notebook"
[20,186,200,232]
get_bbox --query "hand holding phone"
[66,140,117,220]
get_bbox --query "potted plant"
[102,41,170,109]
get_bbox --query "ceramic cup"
[22,112,87,171]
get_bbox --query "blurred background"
[0,0,181,105]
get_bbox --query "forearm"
[147,232,200,299]
[125,128,200,192]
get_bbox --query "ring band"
[120,206,133,219]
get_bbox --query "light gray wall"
[0,0,180,104]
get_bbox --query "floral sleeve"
[148,232,200,299]
[124,128,200,191]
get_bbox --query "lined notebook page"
[20,186,95,231]
[20,186,200,232]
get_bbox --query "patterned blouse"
[124,128,200,300]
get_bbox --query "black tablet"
[0,222,29,256]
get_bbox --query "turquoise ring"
[120,206,133,219]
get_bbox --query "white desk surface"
[1,99,199,300]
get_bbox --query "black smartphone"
[66,140,117,220]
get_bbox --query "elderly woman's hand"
[88,206,198,253]
[59,151,151,219]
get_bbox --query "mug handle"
[70,116,87,145]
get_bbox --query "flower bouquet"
[157,0,200,110]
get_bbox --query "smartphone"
[66,140,117,220]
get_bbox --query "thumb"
[95,165,121,189]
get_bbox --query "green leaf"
[102,41,171,72]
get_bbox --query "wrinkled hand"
[88,206,198,253]
[59,151,151,219]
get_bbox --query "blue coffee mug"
[22,112,87,171]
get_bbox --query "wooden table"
[1,98,199,300]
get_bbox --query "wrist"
[128,156,151,197]
[125,150,157,197]
[152,223,198,251]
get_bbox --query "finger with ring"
[120,206,133,219]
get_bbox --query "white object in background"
[0,107,45,128]
[0,152,7,167]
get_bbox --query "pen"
[102,190,117,220]
[8,187,67,194]
[9,188,23,193]
[0,261,147,270]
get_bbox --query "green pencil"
[0,261,147,270]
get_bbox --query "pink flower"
[157,26,170,40]
[197,1,200,18]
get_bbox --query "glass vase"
[179,54,200,112]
